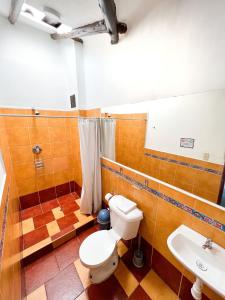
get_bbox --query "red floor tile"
[33,211,55,228]
[60,201,79,214]
[23,226,49,249]
[20,192,40,209]
[39,187,56,203]
[45,264,83,300]
[56,183,70,197]
[58,194,76,206]
[74,182,82,197]
[55,237,80,270]
[41,199,59,213]
[24,252,59,295]
[86,275,128,300]
[57,213,78,230]
[129,286,151,299]
[21,205,42,221]
[69,181,75,192]
[152,249,182,294]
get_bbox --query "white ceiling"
[26,0,140,28]
[27,0,102,27]
[0,0,145,32]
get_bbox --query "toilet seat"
[79,230,119,268]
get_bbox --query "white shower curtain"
[100,119,116,161]
[78,118,102,214]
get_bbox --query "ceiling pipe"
[98,0,127,44]
[8,0,25,24]
[51,0,127,44]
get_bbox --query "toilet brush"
[132,233,144,268]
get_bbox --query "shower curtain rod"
[0,113,147,121]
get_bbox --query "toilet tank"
[109,195,143,240]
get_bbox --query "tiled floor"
[21,193,95,258]
[24,225,179,300]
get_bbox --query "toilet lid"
[79,230,116,267]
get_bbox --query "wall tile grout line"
[102,163,225,233]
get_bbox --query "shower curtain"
[100,119,116,161]
[78,118,102,214]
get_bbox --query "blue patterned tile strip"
[0,188,9,268]
[102,164,225,233]
[144,153,223,175]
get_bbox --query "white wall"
[82,0,225,108]
[102,90,225,165]
[0,15,78,110]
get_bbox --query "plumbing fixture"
[202,238,212,250]
[32,145,42,154]
[34,159,44,169]
[32,108,40,115]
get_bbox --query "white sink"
[167,225,225,299]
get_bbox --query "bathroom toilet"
[79,195,143,283]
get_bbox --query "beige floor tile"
[23,237,52,258]
[76,198,81,206]
[75,210,91,222]
[52,207,64,219]
[76,291,89,300]
[74,259,91,289]
[114,260,139,296]
[46,220,60,236]
[22,218,34,235]
[74,216,94,230]
[26,285,47,300]
[140,270,179,300]
[117,240,128,257]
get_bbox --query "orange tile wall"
[0,110,22,299]
[114,114,223,203]
[2,108,82,198]
[102,157,225,300]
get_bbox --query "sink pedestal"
[191,277,203,300]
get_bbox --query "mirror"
[100,89,225,208]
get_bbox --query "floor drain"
[196,260,207,271]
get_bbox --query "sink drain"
[196,260,207,271]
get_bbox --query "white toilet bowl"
[79,194,143,284]
[79,229,120,284]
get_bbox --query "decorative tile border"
[144,153,223,175]
[0,188,9,268]
[102,164,225,233]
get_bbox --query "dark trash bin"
[97,209,110,230]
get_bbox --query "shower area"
[0,108,102,264]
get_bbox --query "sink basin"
[167,225,225,299]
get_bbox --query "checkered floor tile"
[21,193,95,255]
[24,225,178,300]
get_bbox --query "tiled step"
[20,193,96,265]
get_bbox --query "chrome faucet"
[202,238,212,250]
